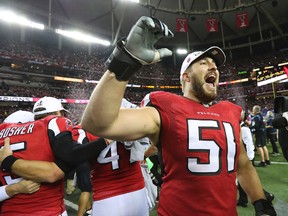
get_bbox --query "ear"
[183,72,190,83]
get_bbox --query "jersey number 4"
[187,119,237,175]
[97,141,120,170]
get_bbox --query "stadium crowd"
[0,14,287,215]
[0,38,288,122]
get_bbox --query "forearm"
[52,132,108,167]
[82,71,127,135]
[0,183,35,201]
[66,138,108,166]
[11,160,64,183]
[237,140,265,202]
[237,161,265,202]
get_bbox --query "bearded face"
[189,65,219,104]
[191,76,217,104]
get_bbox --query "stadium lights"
[85,79,100,84]
[176,49,188,55]
[0,9,44,30]
[278,62,288,66]
[55,29,111,46]
[54,76,83,83]
[279,78,288,83]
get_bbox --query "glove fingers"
[156,19,167,34]
[157,48,173,59]
[161,22,169,37]
[151,17,173,37]
[140,16,156,29]
[167,29,174,38]
[147,48,172,64]
[135,16,174,40]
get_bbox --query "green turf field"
[65,143,288,215]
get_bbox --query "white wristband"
[0,185,10,201]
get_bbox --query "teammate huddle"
[0,97,154,216]
[0,16,277,216]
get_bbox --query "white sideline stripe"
[271,161,288,165]
[64,199,78,210]
[255,161,288,165]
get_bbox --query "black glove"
[253,199,277,216]
[106,16,174,81]
[149,168,163,187]
[148,154,163,186]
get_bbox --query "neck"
[183,91,200,103]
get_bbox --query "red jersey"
[72,126,145,201]
[142,91,242,216]
[0,115,73,216]
[72,125,99,144]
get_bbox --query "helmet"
[4,110,34,123]
[33,96,69,115]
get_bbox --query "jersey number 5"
[2,141,26,185]
[187,119,237,175]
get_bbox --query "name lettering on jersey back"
[0,124,35,139]
[197,111,220,116]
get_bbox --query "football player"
[0,111,40,202]
[82,16,276,216]
[0,97,108,215]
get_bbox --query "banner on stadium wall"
[0,96,89,104]
[206,18,218,32]
[176,18,188,32]
[0,96,33,102]
[236,12,249,28]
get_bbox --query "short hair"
[253,105,261,113]
[34,109,64,120]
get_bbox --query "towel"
[124,137,150,162]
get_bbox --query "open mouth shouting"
[204,73,217,89]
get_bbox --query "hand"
[125,16,174,65]
[16,179,41,194]
[6,179,41,197]
[106,16,174,81]
[253,199,277,216]
[144,145,158,158]
[0,138,13,165]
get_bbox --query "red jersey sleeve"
[47,116,74,136]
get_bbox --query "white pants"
[92,188,149,216]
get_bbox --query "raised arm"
[81,16,173,143]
